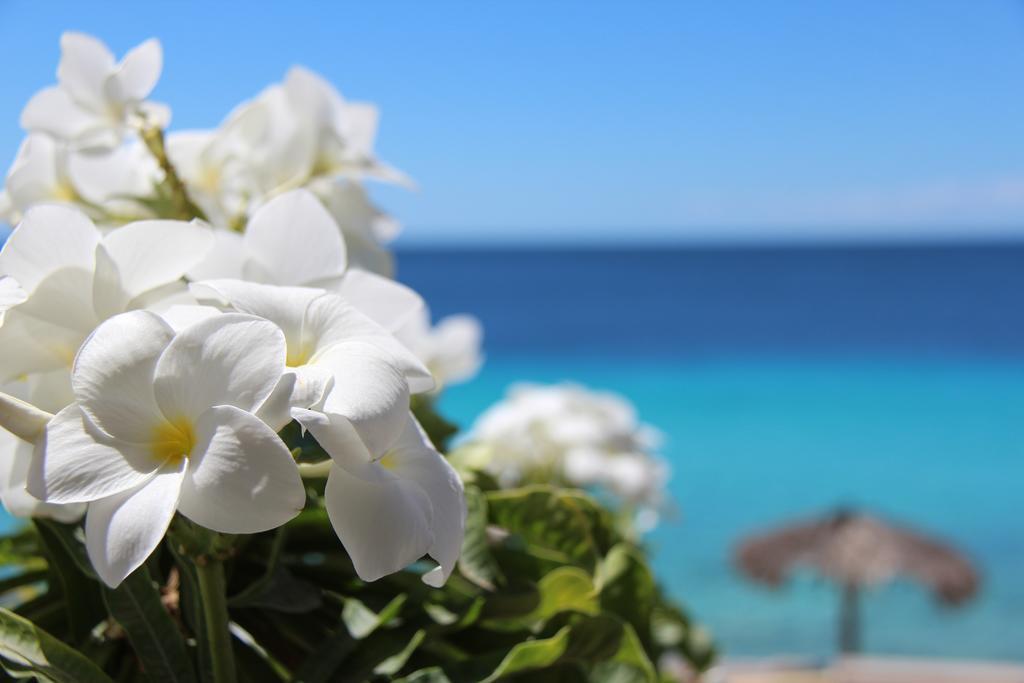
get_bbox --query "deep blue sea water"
[397,245,1024,661]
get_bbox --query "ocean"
[397,244,1024,662]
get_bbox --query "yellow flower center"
[286,343,314,368]
[151,418,196,465]
[377,451,398,471]
[50,182,77,203]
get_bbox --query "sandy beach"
[710,656,1024,683]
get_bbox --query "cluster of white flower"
[460,382,670,530]
[0,33,484,589]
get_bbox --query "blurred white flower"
[236,66,408,195]
[463,383,669,528]
[2,133,159,225]
[28,311,305,587]
[0,205,213,382]
[21,33,168,151]
[396,308,484,389]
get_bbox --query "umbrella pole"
[839,583,861,654]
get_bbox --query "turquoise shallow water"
[437,355,1024,660]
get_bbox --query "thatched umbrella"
[733,509,980,653]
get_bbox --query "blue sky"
[2,0,1024,244]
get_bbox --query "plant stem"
[195,557,236,683]
[139,125,208,221]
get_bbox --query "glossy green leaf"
[372,628,425,676]
[0,607,113,683]
[32,520,104,643]
[393,667,452,683]
[458,485,503,589]
[486,486,600,571]
[101,565,196,683]
[591,623,657,683]
[596,545,656,641]
[481,626,571,682]
[292,593,406,683]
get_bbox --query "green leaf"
[393,667,452,683]
[481,626,571,682]
[101,565,196,683]
[342,594,406,639]
[0,606,113,683]
[33,520,105,642]
[292,593,406,683]
[166,540,214,683]
[527,567,599,626]
[372,628,425,676]
[459,486,503,590]
[595,545,656,642]
[228,566,321,614]
[486,486,600,571]
[591,623,657,683]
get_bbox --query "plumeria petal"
[0,432,84,522]
[20,87,104,142]
[157,304,222,332]
[0,311,86,381]
[291,408,371,469]
[100,220,214,302]
[190,279,322,350]
[244,189,347,285]
[335,269,423,334]
[29,405,160,504]
[154,313,286,420]
[110,38,161,102]
[304,293,433,392]
[72,310,173,443]
[177,405,304,533]
[85,460,184,588]
[0,204,98,293]
[314,341,410,456]
[0,276,26,322]
[386,416,465,586]
[324,461,432,583]
[257,364,334,432]
[57,32,115,109]
[186,229,246,281]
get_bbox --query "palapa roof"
[733,509,979,605]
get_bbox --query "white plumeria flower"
[2,133,158,224]
[191,279,433,429]
[189,279,462,584]
[299,410,464,587]
[21,33,168,151]
[187,189,424,334]
[0,205,213,382]
[395,308,483,389]
[28,310,305,587]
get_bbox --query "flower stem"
[194,557,236,683]
[139,125,208,222]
